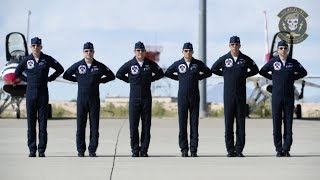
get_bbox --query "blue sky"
[0,0,319,101]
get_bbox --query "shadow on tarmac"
[45,154,320,158]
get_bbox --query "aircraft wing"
[213,74,268,83]
[303,75,320,79]
[295,76,320,88]
[302,80,320,88]
[247,75,264,82]
[247,75,320,88]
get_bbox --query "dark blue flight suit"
[15,52,64,154]
[259,56,307,153]
[211,52,258,154]
[165,58,212,154]
[63,59,115,154]
[116,57,164,155]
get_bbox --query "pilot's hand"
[48,76,54,82]
[100,78,107,83]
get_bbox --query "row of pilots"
[15,36,307,158]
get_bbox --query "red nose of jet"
[3,73,21,85]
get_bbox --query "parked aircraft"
[0,32,30,118]
[246,31,320,119]
[0,32,56,118]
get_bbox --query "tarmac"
[0,117,320,180]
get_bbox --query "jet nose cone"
[3,73,21,85]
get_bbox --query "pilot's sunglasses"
[84,49,94,53]
[184,49,192,53]
[230,43,239,46]
[279,47,288,50]
[136,49,145,52]
[31,44,41,47]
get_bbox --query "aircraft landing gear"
[295,104,302,119]
[245,104,251,118]
[15,97,21,119]
[48,104,52,119]
[16,109,20,119]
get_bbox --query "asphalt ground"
[0,118,319,180]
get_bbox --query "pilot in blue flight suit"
[259,40,307,157]
[211,36,259,157]
[165,42,212,157]
[63,42,115,157]
[15,37,64,157]
[116,41,164,157]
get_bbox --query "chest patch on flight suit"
[237,59,246,64]
[78,65,87,74]
[131,65,139,75]
[273,62,282,70]
[190,64,198,70]
[144,65,150,71]
[92,66,99,72]
[38,60,45,66]
[225,58,233,67]
[286,63,293,68]
[178,64,187,73]
[27,60,35,69]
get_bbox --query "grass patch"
[52,105,73,117]
[251,103,272,118]
[152,102,176,118]
[101,102,177,118]
[208,108,224,117]
[101,102,129,118]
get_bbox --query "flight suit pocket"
[142,69,152,82]
[236,63,247,74]
[90,71,102,82]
